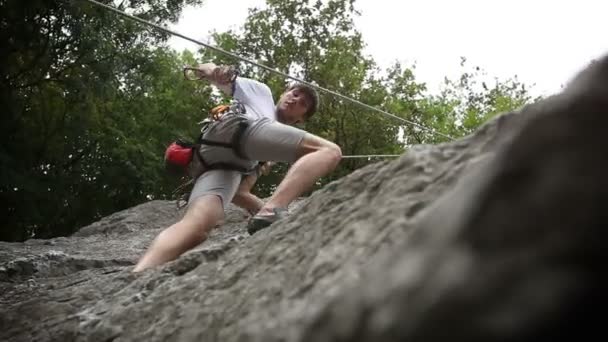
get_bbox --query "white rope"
[78,0,455,141]
[342,154,401,159]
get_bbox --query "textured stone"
[1,54,606,342]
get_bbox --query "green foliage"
[1,0,538,241]
[418,57,538,143]
[0,0,204,241]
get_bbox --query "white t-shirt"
[232,77,277,121]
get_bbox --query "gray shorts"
[188,114,306,207]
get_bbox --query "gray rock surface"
[1,55,606,342]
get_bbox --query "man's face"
[276,87,312,124]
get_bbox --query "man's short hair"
[286,83,320,119]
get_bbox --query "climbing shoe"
[247,207,288,235]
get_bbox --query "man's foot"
[247,207,288,235]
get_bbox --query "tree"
[417,57,538,143]
[0,0,203,241]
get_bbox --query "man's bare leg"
[133,195,223,272]
[232,173,264,215]
[257,133,341,215]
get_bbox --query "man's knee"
[183,195,224,228]
[297,133,343,163]
[322,142,342,168]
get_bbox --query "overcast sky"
[167,0,608,97]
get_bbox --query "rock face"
[1,55,607,342]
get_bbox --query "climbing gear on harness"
[209,104,230,120]
[165,140,193,169]
[164,139,196,177]
[196,102,251,163]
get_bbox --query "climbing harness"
[166,102,259,208]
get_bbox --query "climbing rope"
[341,154,401,159]
[78,0,455,141]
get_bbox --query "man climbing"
[133,63,342,272]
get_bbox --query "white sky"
[168,0,608,97]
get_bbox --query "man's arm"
[232,172,265,216]
[195,63,238,96]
